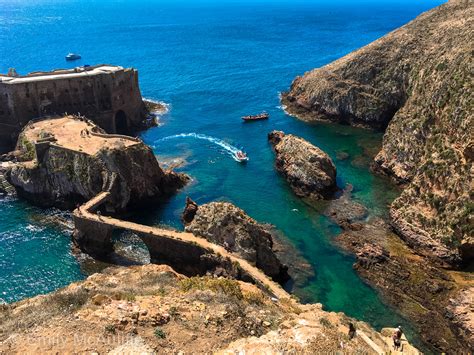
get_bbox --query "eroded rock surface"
[0,264,414,354]
[335,217,473,352]
[282,0,473,266]
[8,116,188,211]
[183,200,290,284]
[447,286,474,346]
[268,130,337,201]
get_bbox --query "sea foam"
[153,133,244,162]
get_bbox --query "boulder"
[183,201,289,284]
[268,130,337,201]
[182,197,199,224]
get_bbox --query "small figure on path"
[392,326,403,350]
[348,322,356,339]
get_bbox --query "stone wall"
[0,65,146,153]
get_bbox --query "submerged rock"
[8,116,188,211]
[324,184,368,230]
[268,130,337,201]
[183,200,290,284]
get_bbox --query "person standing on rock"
[392,326,403,350]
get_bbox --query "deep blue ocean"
[0,0,443,349]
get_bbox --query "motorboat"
[65,53,81,61]
[235,151,249,162]
[242,112,269,121]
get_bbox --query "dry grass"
[179,276,243,300]
[0,287,90,340]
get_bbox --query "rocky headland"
[281,0,473,351]
[282,0,473,266]
[268,130,337,201]
[5,116,188,211]
[0,264,419,354]
[183,198,290,284]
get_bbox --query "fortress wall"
[0,66,146,153]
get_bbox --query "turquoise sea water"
[0,0,444,349]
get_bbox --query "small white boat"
[235,151,249,163]
[65,53,81,61]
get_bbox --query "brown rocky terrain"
[6,116,188,211]
[268,130,337,201]
[282,0,473,266]
[324,189,473,352]
[0,264,419,354]
[183,199,290,284]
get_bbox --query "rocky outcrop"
[182,196,199,224]
[334,216,473,352]
[183,200,290,284]
[282,0,473,266]
[446,287,474,346]
[0,264,417,354]
[8,116,188,211]
[268,130,337,201]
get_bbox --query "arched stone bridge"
[73,192,290,300]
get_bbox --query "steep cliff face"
[183,200,290,284]
[282,0,473,265]
[8,117,187,210]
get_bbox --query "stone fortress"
[0,64,147,153]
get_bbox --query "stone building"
[0,64,147,153]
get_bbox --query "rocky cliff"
[0,264,419,354]
[282,0,473,265]
[183,199,290,284]
[268,130,337,201]
[8,116,188,211]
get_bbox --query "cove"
[0,0,444,351]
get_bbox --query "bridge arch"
[110,229,150,265]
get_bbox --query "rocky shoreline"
[282,0,473,267]
[279,0,473,351]
[324,189,473,352]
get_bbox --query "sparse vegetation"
[154,327,166,339]
[179,276,243,300]
[319,317,333,328]
[104,324,116,333]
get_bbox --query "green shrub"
[154,327,166,339]
[104,324,116,333]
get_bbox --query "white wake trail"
[153,133,244,162]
